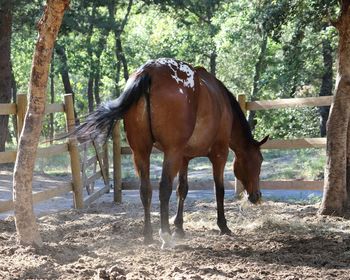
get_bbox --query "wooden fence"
[0,94,109,213]
[112,94,333,197]
[233,94,332,194]
[1,93,332,213]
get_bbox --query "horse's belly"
[184,116,217,157]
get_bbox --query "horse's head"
[233,135,269,204]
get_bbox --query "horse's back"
[124,58,232,157]
[147,59,199,152]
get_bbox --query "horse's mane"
[217,80,255,144]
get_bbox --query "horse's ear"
[257,135,269,146]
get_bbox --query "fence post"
[113,121,122,203]
[103,142,110,193]
[64,94,84,209]
[16,94,27,139]
[238,94,247,116]
[235,94,247,197]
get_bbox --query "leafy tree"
[319,0,350,216]
[5,0,340,145]
[13,0,69,246]
[148,0,222,75]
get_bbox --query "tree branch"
[119,0,133,33]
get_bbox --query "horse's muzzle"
[248,191,262,204]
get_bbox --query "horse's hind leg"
[209,148,232,235]
[133,150,153,244]
[124,96,154,243]
[173,158,190,239]
[159,150,184,248]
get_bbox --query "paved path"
[0,180,322,220]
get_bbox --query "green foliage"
[254,107,320,140]
[9,0,340,141]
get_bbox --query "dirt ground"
[1,194,350,280]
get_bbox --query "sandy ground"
[1,188,350,279]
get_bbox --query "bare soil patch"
[1,195,350,279]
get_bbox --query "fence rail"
[0,143,68,164]
[246,95,333,111]
[0,93,109,214]
[0,183,73,213]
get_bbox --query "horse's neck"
[229,116,255,156]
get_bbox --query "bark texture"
[0,1,13,152]
[13,0,69,246]
[319,1,350,215]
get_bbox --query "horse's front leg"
[173,158,190,239]
[159,150,183,249]
[209,149,232,235]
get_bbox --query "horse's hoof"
[219,228,232,236]
[159,229,176,250]
[172,229,186,241]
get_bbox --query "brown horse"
[75,58,268,248]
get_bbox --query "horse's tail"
[73,73,151,142]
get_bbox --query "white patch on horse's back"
[156,58,195,91]
[179,88,184,94]
[179,63,194,88]
[157,57,178,68]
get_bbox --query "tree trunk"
[0,0,13,152]
[108,0,132,95]
[11,68,18,144]
[55,44,74,95]
[13,0,69,247]
[55,44,79,124]
[87,74,94,113]
[318,34,333,137]
[93,28,109,106]
[248,32,268,130]
[114,60,121,97]
[282,27,305,98]
[319,1,350,216]
[49,52,54,144]
[94,61,101,106]
[86,5,96,113]
[209,51,217,76]
[115,32,129,83]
